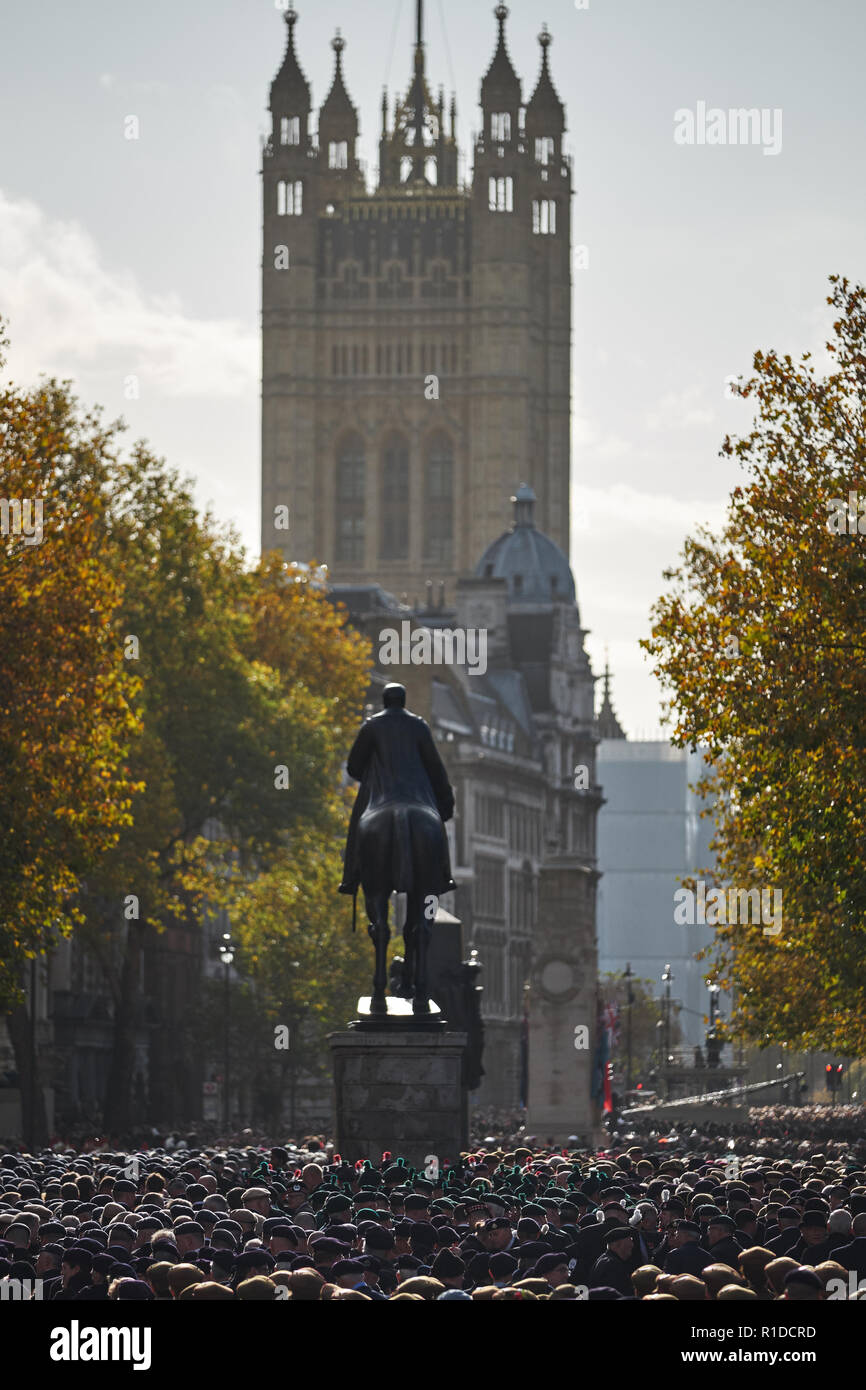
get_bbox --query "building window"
[510,804,540,857]
[488,175,514,213]
[475,856,505,919]
[380,435,409,561]
[475,793,504,839]
[535,135,555,166]
[490,112,511,143]
[509,865,536,934]
[277,179,303,216]
[335,435,365,563]
[281,116,300,146]
[532,199,556,235]
[424,432,453,565]
[329,140,348,170]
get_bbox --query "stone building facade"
[260,3,572,600]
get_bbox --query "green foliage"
[643,277,866,1053]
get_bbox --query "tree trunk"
[6,1002,49,1147]
[102,923,143,1135]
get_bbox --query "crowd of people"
[2,1126,866,1302]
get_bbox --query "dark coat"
[664,1241,713,1276]
[706,1235,746,1270]
[831,1236,866,1281]
[588,1249,639,1296]
[339,708,455,899]
[790,1236,838,1267]
[766,1226,801,1256]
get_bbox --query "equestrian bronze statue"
[339,683,455,1014]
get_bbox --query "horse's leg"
[399,903,416,998]
[364,890,390,1014]
[406,889,431,1014]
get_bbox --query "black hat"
[363,1226,396,1252]
[603,1226,636,1244]
[706,1214,735,1232]
[488,1252,518,1278]
[532,1252,570,1275]
[61,1247,93,1271]
[800,1211,828,1228]
[430,1249,464,1279]
[482,1217,512,1232]
[516,1241,552,1264]
[784,1266,822,1290]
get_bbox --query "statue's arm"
[346,720,373,782]
[419,721,455,821]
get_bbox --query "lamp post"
[623,962,634,1092]
[706,982,721,1069]
[661,963,674,1097]
[219,932,235,1131]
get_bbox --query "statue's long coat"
[339,706,456,900]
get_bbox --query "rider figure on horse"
[339,683,456,1014]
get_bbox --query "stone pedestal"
[527,861,599,1145]
[329,1029,468,1166]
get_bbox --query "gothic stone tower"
[260,3,572,599]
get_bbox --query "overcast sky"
[1,0,864,735]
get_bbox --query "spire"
[270,6,311,113]
[320,28,357,122]
[527,21,565,129]
[411,0,427,178]
[481,3,521,109]
[597,655,626,740]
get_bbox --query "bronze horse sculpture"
[339,683,455,1014]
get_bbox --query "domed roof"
[475,485,576,606]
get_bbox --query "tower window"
[329,140,348,170]
[535,135,555,166]
[424,432,453,565]
[335,435,366,564]
[281,116,300,146]
[380,435,409,561]
[277,180,303,216]
[490,112,511,143]
[488,176,514,213]
[532,199,556,235]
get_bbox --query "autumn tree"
[0,342,141,1141]
[644,277,866,1055]
[89,466,369,1133]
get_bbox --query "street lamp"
[706,982,721,1069]
[219,932,235,1131]
[623,963,634,1092]
[661,963,674,1097]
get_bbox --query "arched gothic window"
[380,435,409,561]
[335,434,365,563]
[424,433,453,565]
